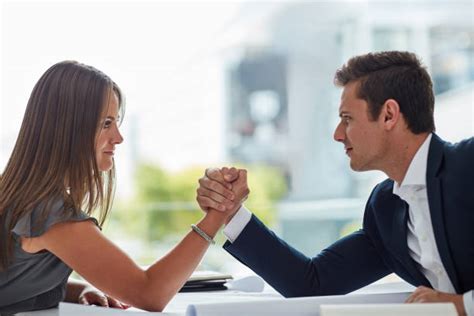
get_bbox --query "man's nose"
[333,122,345,143]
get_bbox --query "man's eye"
[104,120,112,128]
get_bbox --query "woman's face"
[95,92,123,172]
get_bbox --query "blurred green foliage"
[111,163,287,243]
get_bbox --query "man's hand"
[79,287,130,309]
[196,167,250,223]
[406,286,466,316]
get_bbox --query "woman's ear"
[381,99,401,131]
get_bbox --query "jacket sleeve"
[224,211,391,297]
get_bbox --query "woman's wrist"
[196,211,227,239]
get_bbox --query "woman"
[0,61,237,313]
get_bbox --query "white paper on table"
[351,281,416,294]
[185,291,411,316]
[225,275,265,292]
[56,303,180,315]
[320,303,457,316]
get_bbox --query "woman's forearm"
[142,210,227,310]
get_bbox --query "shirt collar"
[393,133,432,195]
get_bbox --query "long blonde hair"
[0,61,125,270]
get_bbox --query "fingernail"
[229,194,235,200]
[219,205,226,211]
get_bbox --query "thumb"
[237,169,247,183]
[223,167,239,182]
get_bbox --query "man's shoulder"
[435,135,474,171]
[433,134,473,155]
[443,136,474,156]
[366,179,406,213]
[362,179,400,233]
[371,178,394,198]
[364,178,398,212]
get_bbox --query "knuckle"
[202,178,212,188]
[210,181,220,191]
[210,192,221,202]
[197,196,205,204]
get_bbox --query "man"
[195,51,473,315]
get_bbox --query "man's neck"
[383,132,430,184]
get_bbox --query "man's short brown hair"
[334,51,435,134]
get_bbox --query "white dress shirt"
[224,133,473,315]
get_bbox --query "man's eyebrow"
[339,111,351,117]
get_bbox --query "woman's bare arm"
[24,210,228,311]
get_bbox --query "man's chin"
[349,160,368,172]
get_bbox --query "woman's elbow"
[137,297,169,312]
[132,286,173,312]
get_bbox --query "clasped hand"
[196,167,249,223]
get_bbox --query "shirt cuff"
[464,290,473,316]
[223,205,252,243]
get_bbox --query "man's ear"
[381,99,401,130]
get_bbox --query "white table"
[16,281,416,316]
[16,284,281,315]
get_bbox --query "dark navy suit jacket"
[224,134,474,297]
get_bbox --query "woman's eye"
[104,120,112,128]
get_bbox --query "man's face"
[333,81,387,172]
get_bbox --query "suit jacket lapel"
[390,196,430,285]
[426,134,461,292]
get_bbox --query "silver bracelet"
[191,224,216,245]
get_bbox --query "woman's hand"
[78,287,130,309]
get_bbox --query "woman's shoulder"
[11,197,98,239]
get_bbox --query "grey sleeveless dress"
[0,199,98,314]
